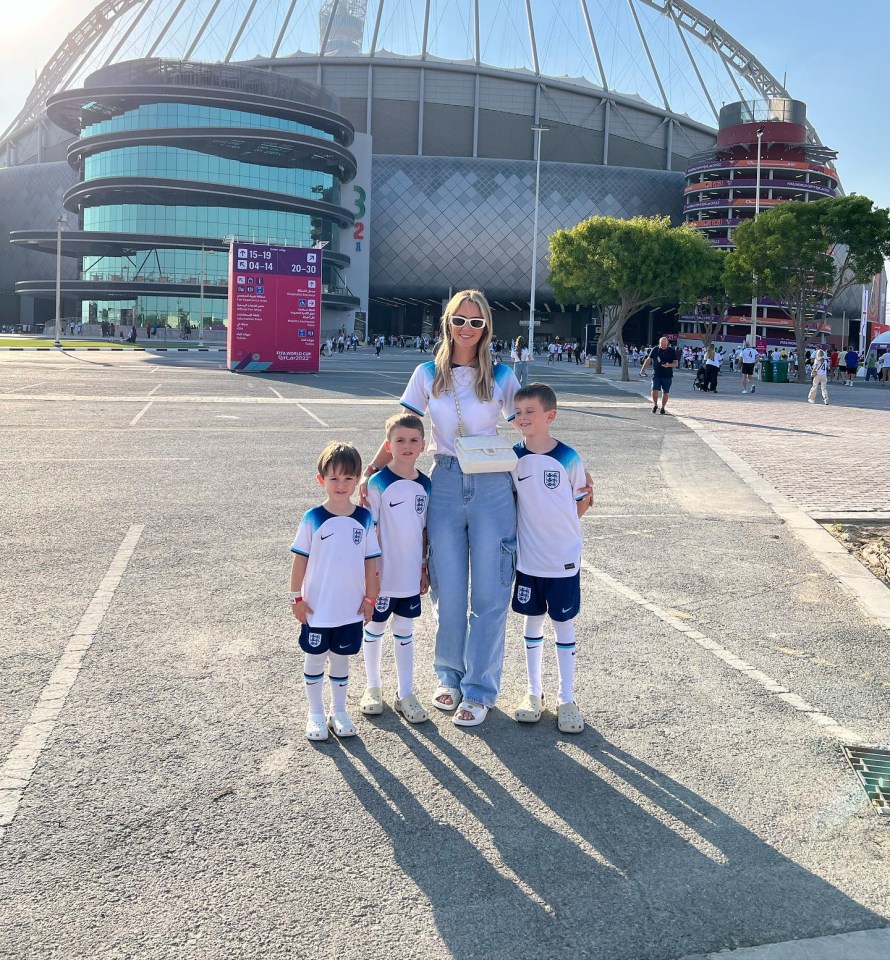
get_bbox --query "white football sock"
[523,614,546,697]
[362,625,385,688]
[391,614,415,699]
[328,652,350,712]
[303,653,327,714]
[553,618,577,704]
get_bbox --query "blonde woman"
[361,290,520,726]
[807,349,830,405]
[511,335,530,387]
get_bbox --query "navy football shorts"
[371,594,422,623]
[512,570,581,622]
[299,620,363,656]
[651,373,673,393]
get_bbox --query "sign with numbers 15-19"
[227,243,322,373]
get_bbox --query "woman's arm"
[359,437,393,506]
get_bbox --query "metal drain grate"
[843,746,890,815]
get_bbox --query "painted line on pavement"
[296,402,328,427]
[269,386,284,399]
[147,383,162,396]
[0,524,145,845]
[0,395,633,407]
[0,457,191,463]
[128,401,153,426]
[581,560,866,746]
[676,925,890,960]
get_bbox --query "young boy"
[511,383,592,733]
[361,413,431,723]
[290,442,381,742]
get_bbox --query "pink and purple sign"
[227,243,322,373]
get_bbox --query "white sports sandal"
[452,701,489,727]
[432,686,460,711]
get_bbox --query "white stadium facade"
[0,0,853,344]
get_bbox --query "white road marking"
[5,382,43,393]
[147,383,162,396]
[268,386,284,399]
[581,560,865,746]
[369,388,400,398]
[128,401,153,426]
[0,457,191,462]
[0,395,632,407]
[0,524,145,845]
[295,402,328,427]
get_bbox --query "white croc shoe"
[306,713,329,742]
[327,711,358,737]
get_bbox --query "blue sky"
[2,1,885,208]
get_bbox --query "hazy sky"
[2,0,885,207]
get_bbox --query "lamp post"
[54,215,67,346]
[748,124,764,351]
[528,124,548,354]
[198,242,205,346]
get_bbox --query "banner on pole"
[227,243,322,373]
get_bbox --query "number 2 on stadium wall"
[354,222,365,241]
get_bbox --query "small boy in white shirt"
[290,442,381,742]
[361,414,431,723]
[511,383,592,733]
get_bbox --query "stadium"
[0,0,848,343]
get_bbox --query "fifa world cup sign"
[227,243,322,373]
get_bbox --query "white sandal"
[514,693,543,723]
[327,711,358,737]
[394,693,429,724]
[452,701,489,727]
[432,686,460,711]
[360,686,384,715]
[557,702,584,734]
[305,712,329,741]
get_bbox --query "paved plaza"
[0,348,888,960]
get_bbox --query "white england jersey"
[290,506,381,627]
[367,467,431,597]
[400,361,519,457]
[741,347,758,364]
[513,440,587,578]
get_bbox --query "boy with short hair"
[511,383,592,733]
[290,442,381,742]
[361,413,431,723]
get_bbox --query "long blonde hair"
[431,289,495,401]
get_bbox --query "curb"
[604,376,890,634]
[0,347,226,352]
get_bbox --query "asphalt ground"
[0,348,888,960]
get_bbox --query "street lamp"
[748,124,764,351]
[54,215,67,347]
[528,124,548,354]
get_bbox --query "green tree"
[549,216,716,380]
[725,196,890,382]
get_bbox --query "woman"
[807,349,829,405]
[361,290,520,726]
[511,335,530,387]
[703,344,721,392]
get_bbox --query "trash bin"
[760,361,773,383]
[774,360,789,383]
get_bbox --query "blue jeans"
[427,456,517,707]
[514,360,529,387]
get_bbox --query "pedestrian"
[640,335,679,415]
[574,341,582,364]
[511,382,591,734]
[703,344,721,392]
[829,347,840,381]
[843,345,859,386]
[512,335,530,387]
[880,350,890,383]
[740,339,758,394]
[807,350,830,405]
[865,349,879,382]
[361,289,521,726]
[361,413,431,724]
[289,442,380,741]
[374,335,382,358]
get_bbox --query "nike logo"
[320,533,333,540]
[561,607,572,613]
[409,604,420,611]
[388,500,405,507]
[399,640,412,646]
[517,475,530,482]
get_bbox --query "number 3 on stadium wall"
[353,186,366,248]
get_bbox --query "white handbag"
[451,382,518,474]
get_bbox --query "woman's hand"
[291,599,313,625]
[358,477,371,507]
[359,597,376,623]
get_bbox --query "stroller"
[692,365,707,391]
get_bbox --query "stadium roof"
[2,0,818,144]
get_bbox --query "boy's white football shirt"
[367,467,431,597]
[512,440,587,578]
[400,361,519,457]
[290,506,381,627]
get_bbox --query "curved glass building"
[12,59,359,331]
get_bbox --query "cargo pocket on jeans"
[499,537,517,587]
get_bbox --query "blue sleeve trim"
[291,548,310,557]
[367,552,382,559]
[401,401,424,416]
[506,413,516,422]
